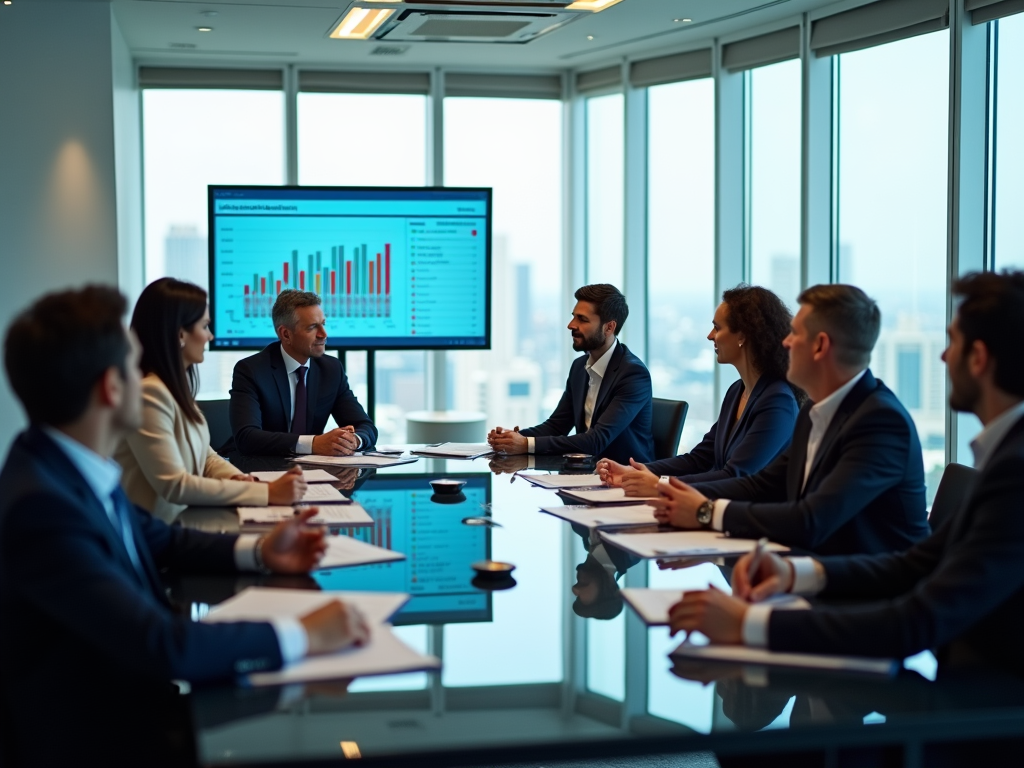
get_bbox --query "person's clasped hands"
[312,425,361,456]
[487,425,528,455]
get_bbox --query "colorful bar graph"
[241,242,393,318]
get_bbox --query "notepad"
[412,442,494,459]
[237,504,373,526]
[298,484,348,503]
[317,534,405,570]
[540,504,657,529]
[670,642,898,677]
[203,588,440,684]
[621,588,810,626]
[557,487,659,506]
[523,473,605,490]
[291,455,419,468]
[250,469,338,483]
[599,530,788,559]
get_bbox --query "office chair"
[928,462,977,531]
[197,399,233,455]
[651,397,689,460]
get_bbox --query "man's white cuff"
[295,435,315,455]
[234,534,261,571]
[526,436,536,454]
[742,603,773,648]
[711,499,730,531]
[789,557,827,595]
[270,618,309,663]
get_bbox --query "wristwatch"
[695,499,715,528]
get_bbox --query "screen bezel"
[207,184,493,352]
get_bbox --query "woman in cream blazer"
[116,278,305,523]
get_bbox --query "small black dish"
[563,453,594,468]
[429,479,467,494]
[471,559,515,575]
[472,574,517,591]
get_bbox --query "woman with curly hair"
[598,285,803,495]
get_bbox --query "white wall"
[0,1,134,453]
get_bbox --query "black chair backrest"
[929,462,977,531]
[651,397,689,460]
[197,399,233,455]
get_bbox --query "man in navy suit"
[230,289,377,456]
[649,284,929,556]
[487,284,654,464]
[0,286,369,766]
[669,271,1024,676]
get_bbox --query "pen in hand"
[745,537,769,602]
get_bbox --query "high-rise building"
[164,224,208,289]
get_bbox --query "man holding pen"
[667,272,1024,676]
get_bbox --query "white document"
[523,473,605,490]
[202,588,438,685]
[540,504,656,529]
[599,530,788,559]
[318,534,405,570]
[412,442,494,459]
[558,487,659,506]
[670,642,897,676]
[300,484,348,503]
[621,588,810,626]
[250,469,338,483]
[291,455,419,468]
[203,587,409,628]
[237,504,373,526]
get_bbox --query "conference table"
[175,452,1024,768]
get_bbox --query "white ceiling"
[110,0,845,72]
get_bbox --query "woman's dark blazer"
[646,376,799,483]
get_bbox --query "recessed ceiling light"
[196,26,213,32]
[3,2,12,6]
[674,18,693,23]
[567,0,625,11]
[586,35,595,41]
[330,7,395,40]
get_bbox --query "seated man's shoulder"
[860,379,915,423]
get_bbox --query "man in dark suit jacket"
[668,271,1024,676]
[0,287,368,766]
[650,285,928,556]
[488,284,654,464]
[230,289,377,456]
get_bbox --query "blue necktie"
[292,366,308,434]
[110,486,147,584]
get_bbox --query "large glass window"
[836,32,950,502]
[586,93,625,288]
[142,89,285,398]
[442,97,564,686]
[994,14,1024,270]
[646,79,717,453]
[748,59,802,311]
[297,92,429,445]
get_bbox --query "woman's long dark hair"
[721,284,808,405]
[131,278,207,423]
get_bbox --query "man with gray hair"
[649,284,929,557]
[229,289,377,455]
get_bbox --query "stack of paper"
[540,504,656,529]
[557,487,659,506]
[599,530,788,559]
[298,484,348,503]
[203,588,441,684]
[237,504,373,527]
[522,474,605,490]
[670,642,897,676]
[250,469,339,483]
[621,588,810,626]
[412,442,494,459]
[291,454,419,469]
[319,534,406,569]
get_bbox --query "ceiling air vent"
[370,44,410,56]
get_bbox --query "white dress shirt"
[710,369,868,531]
[280,345,362,455]
[527,339,618,454]
[44,427,307,663]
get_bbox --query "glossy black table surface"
[178,453,1024,767]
